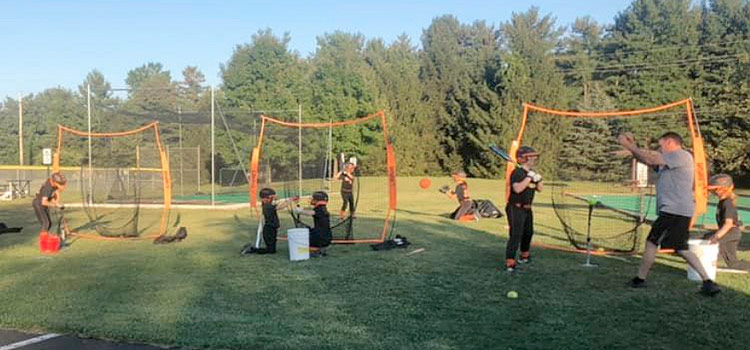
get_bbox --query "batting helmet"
[311,191,329,202]
[51,172,67,186]
[259,188,276,200]
[516,146,539,163]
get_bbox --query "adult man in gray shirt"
[618,131,720,296]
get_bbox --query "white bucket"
[287,228,310,261]
[686,239,719,282]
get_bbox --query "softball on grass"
[419,178,431,189]
[506,290,518,299]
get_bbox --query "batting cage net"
[505,99,708,253]
[250,111,397,243]
[53,122,172,239]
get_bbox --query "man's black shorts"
[647,212,691,251]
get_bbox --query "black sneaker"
[628,277,647,288]
[700,280,721,297]
[240,246,258,255]
[518,257,531,264]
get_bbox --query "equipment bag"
[474,200,502,218]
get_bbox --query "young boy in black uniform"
[445,171,476,221]
[241,187,296,255]
[32,172,67,251]
[336,162,356,220]
[704,174,749,270]
[504,146,542,272]
[295,191,332,254]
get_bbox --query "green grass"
[1,177,750,350]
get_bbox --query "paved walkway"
[0,330,165,350]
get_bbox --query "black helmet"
[516,146,539,163]
[259,188,276,199]
[51,172,67,186]
[311,191,328,202]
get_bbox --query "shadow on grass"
[2,199,750,350]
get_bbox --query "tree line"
[1,0,749,183]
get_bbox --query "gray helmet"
[709,174,733,188]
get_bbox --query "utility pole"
[298,104,302,197]
[87,84,93,204]
[18,93,23,166]
[18,93,23,182]
[178,106,184,196]
[211,86,215,206]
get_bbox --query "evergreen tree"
[497,7,571,177]
[364,35,441,175]
[421,15,506,176]
[309,31,381,173]
[695,0,750,176]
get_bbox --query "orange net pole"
[381,113,397,212]
[69,232,162,241]
[686,100,708,217]
[251,117,267,211]
[261,110,385,128]
[58,122,159,137]
[257,117,267,148]
[158,148,172,235]
[505,105,527,202]
[386,144,397,211]
[249,147,260,211]
[152,122,172,236]
[53,126,63,173]
[524,99,691,118]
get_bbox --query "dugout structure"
[506,99,708,253]
[52,122,172,239]
[250,111,397,244]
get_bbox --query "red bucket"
[39,231,49,253]
[47,234,60,253]
[39,231,60,254]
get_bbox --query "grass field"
[2,177,750,350]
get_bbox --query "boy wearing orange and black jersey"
[295,191,332,249]
[505,146,543,272]
[445,171,476,221]
[242,187,296,255]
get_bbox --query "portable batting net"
[53,122,172,239]
[505,99,708,253]
[250,111,397,244]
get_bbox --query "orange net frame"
[249,111,397,244]
[505,99,708,253]
[52,122,172,239]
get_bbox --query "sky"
[0,0,634,99]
